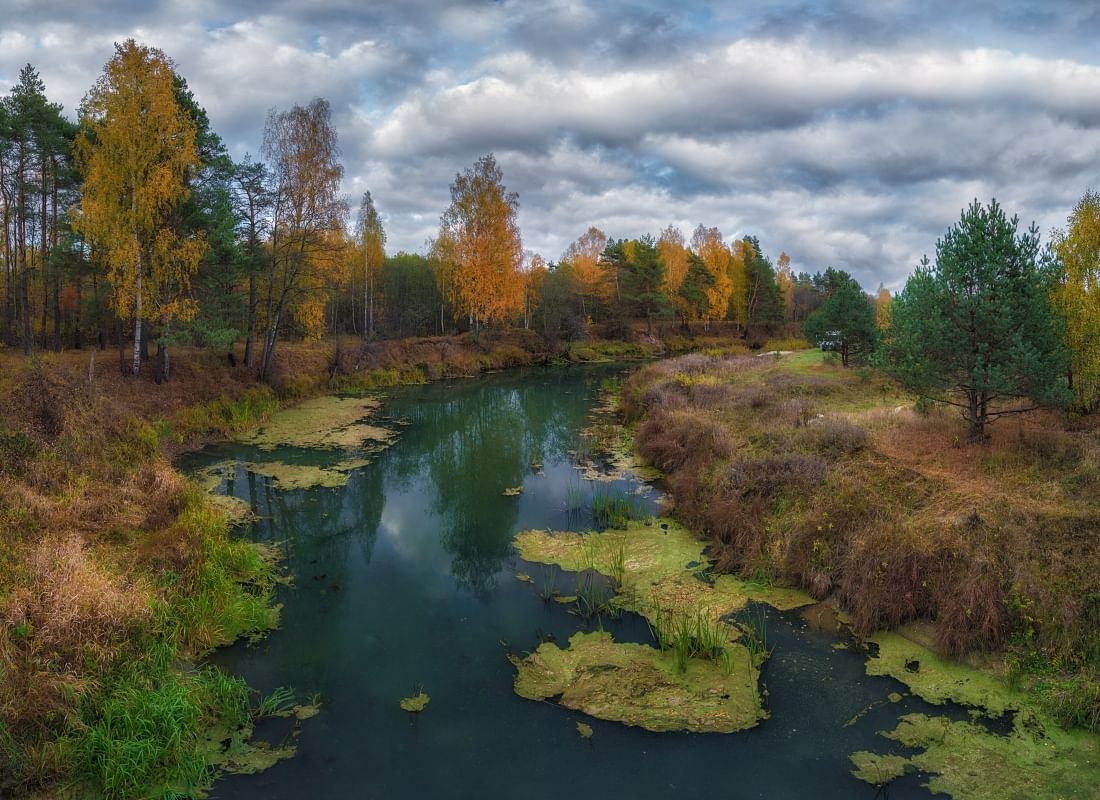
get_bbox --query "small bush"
[802,418,868,458]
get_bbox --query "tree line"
[0,41,833,383]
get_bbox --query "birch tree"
[74,40,203,377]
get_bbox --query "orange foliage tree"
[440,154,524,333]
[690,225,733,328]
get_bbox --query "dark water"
[187,365,956,800]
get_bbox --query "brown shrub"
[802,417,869,458]
[636,410,734,474]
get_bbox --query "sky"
[2,1,1099,290]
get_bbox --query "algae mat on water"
[240,395,395,451]
[511,631,764,733]
[198,396,399,491]
[514,521,814,621]
[511,522,813,733]
[851,712,1100,799]
[852,627,1100,798]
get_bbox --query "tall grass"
[646,606,734,674]
[591,486,646,529]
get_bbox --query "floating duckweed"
[514,521,813,624]
[576,722,593,739]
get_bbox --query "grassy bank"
[623,350,1100,731]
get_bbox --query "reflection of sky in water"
[187,365,955,800]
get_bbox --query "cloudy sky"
[2,1,1099,289]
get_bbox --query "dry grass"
[626,350,1100,696]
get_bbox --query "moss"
[852,712,1100,800]
[865,628,1022,715]
[240,396,394,451]
[511,631,764,734]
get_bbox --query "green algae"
[511,631,764,734]
[511,522,813,734]
[514,521,813,623]
[240,395,394,451]
[864,628,1022,716]
[400,692,430,713]
[241,458,371,491]
[851,712,1100,800]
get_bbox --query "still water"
[189,364,957,799]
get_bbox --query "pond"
[188,364,962,799]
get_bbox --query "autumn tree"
[562,226,607,317]
[883,199,1068,439]
[874,284,893,330]
[657,225,690,326]
[676,253,714,327]
[776,251,794,320]
[258,98,346,381]
[690,225,732,329]
[428,230,460,334]
[356,191,385,339]
[440,154,523,335]
[74,40,204,378]
[1050,190,1100,411]
[522,252,548,330]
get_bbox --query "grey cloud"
[1,1,1098,290]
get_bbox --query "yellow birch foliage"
[1052,190,1100,409]
[691,225,733,324]
[564,226,609,306]
[874,285,893,330]
[74,39,204,325]
[658,225,689,295]
[442,154,524,325]
[729,239,751,325]
[776,251,794,320]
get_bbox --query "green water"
[191,365,961,799]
